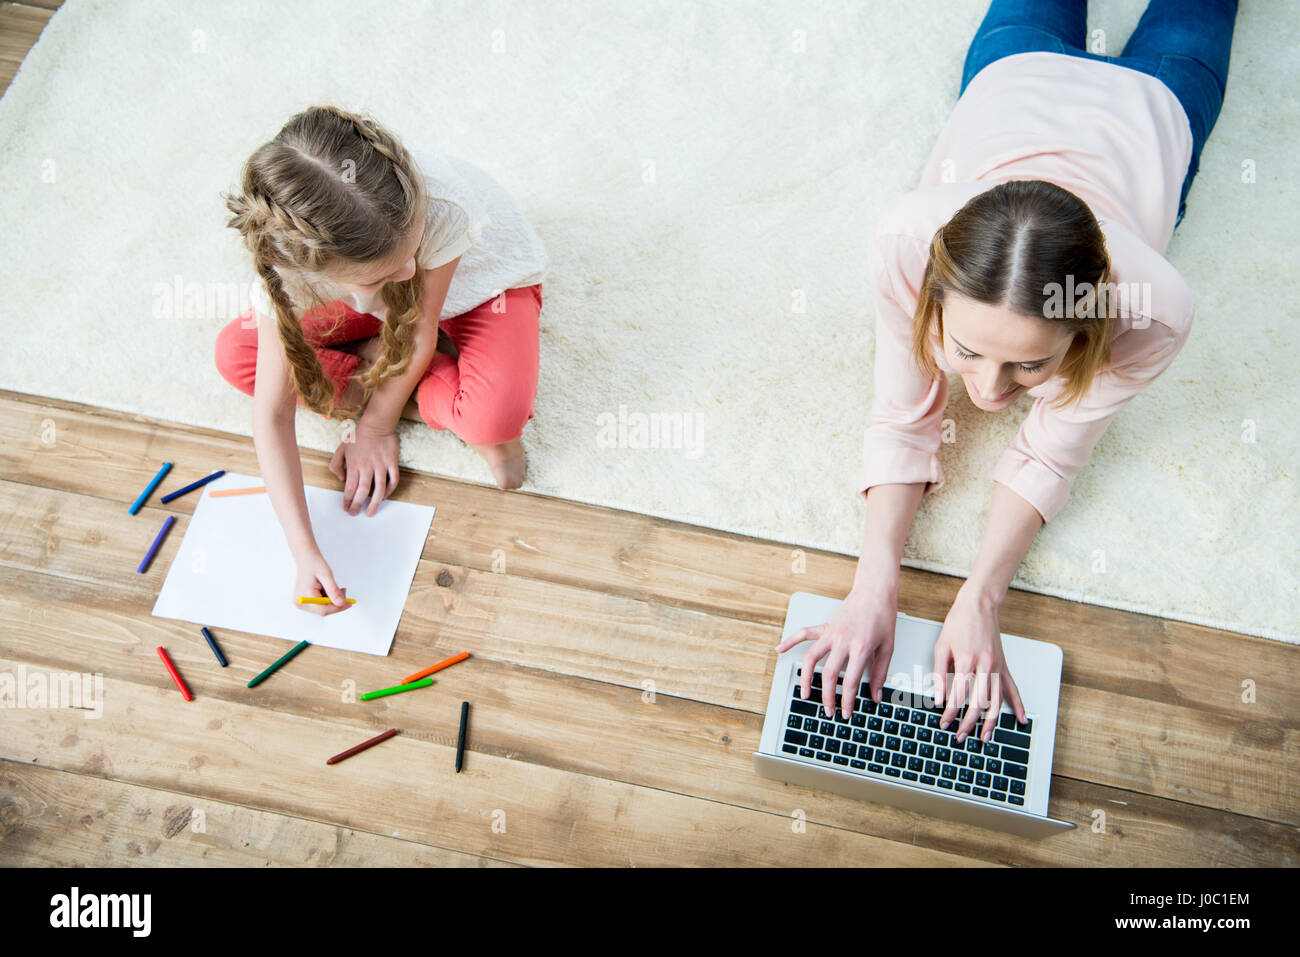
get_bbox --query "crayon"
[157,646,192,701]
[129,461,172,514]
[200,626,228,667]
[136,515,176,574]
[247,640,309,688]
[359,677,433,701]
[209,486,267,498]
[297,596,356,605]
[401,651,469,685]
[326,728,399,766]
[455,701,469,773]
[161,469,227,503]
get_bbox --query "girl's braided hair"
[223,105,428,419]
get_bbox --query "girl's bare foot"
[471,438,527,489]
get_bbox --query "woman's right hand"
[774,577,900,720]
[293,550,352,616]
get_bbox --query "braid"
[307,106,429,398]
[222,104,428,422]
[321,107,419,202]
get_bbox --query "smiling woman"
[779,0,1238,756]
[911,179,1115,413]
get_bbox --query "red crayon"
[156,646,192,701]
[326,728,400,766]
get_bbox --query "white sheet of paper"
[151,471,434,656]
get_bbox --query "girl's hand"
[330,422,400,516]
[294,550,352,616]
[934,581,1028,744]
[774,580,900,719]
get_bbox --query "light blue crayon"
[129,461,172,515]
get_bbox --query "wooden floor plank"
[0,657,988,867]
[5,566,1297,865]
[0,760,514,867]
[2,394,1297,865]
[0,2,54,94]
[1,464,1296,823]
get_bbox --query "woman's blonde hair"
[910,179,1115,411]
[223,105,428,419]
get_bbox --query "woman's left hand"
[932,580,1028,744]
[330,422,400,517]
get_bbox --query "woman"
[776,1,1238,744]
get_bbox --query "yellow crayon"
[297,596,357,605]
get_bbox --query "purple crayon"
[137,515,176,574]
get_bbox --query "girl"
[778,1,1238,740]
[216,105,547,616]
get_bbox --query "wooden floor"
[2,3,1296,867]
[2,390,1297,866]
[0,1,57,96]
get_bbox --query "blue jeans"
[959,0,1238,230]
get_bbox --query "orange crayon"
[210,486,267,498]
[402,651,470,686]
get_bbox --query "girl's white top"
[250,144,548,321]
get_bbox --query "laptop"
[754,591,1074,837]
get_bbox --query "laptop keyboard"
[781,668,1036,808]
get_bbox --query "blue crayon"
[136,515,175,574]
[200,626,228,667]
[161,469,226,504]
[129,462,172,515]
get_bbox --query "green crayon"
[360,677,434,701]
[247,640,310,688]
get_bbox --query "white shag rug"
[1,0,1295,644]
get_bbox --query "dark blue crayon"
[136,515,175,574]
[161,469,226,504]
[456,701,469,773]
[129,462,172,515]
[200,626,228,667]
